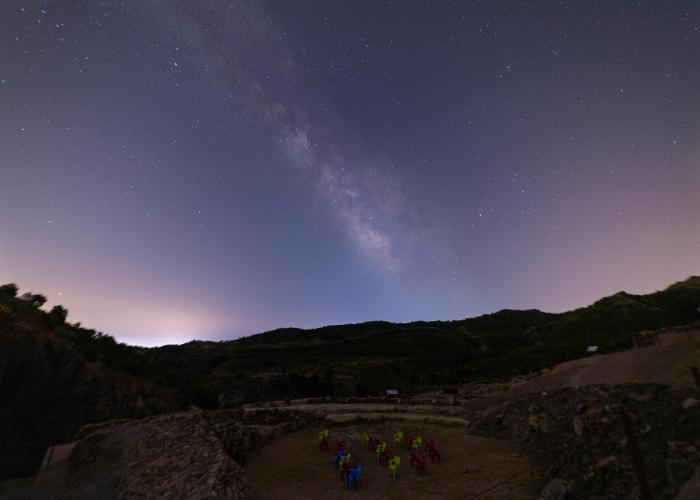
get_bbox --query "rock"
[469,383,700,500]
[540,478,571,500]
[528,415,540,430]
[595,455,618,470]
[585,407,603,419]
[681,398,698,409]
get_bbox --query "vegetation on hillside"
[140,277,700,405]
[4,278,699,406]
[1,276,698,479]
[0,285,179,480]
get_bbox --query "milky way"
[1,1,698,345]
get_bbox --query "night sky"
[1,1,698,346]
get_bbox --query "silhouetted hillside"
[143,276,700,406]
[0,286,180,480]
[1,277,698,480]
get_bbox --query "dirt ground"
[465,328,700,412]
[244,422,542,500]
[523,330,700,390]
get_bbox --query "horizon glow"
[1,1,698,346]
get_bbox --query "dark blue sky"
[1,1,698,345]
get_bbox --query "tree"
[48,305,68,324]
[0,284,18,298]
[20,293,47,308]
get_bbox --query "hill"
[0,286,180,480]
[0,276,698,481]
[141,276,700,406]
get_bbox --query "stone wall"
[471,384,700,499]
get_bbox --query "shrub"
[48,305,68,324]
[0,283,18,297]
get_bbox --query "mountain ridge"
[0,276,698,480]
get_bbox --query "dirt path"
[244,423,541,500]
[466,329,700,412]
[527,330,700,390]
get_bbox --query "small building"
[386,389,399,396]
[586,345,599,354]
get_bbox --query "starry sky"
[1,1,698,346]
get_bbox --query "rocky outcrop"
[0,407,322,499]
[471,384,700,499]
[116,412,247,499]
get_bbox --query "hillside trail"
[463,327,700,412]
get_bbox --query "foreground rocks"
[0,408,321,499]
[1,381,697,499]
[113,412,246,499]
[470,384,700,499]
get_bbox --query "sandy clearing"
[244,422,541,500]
